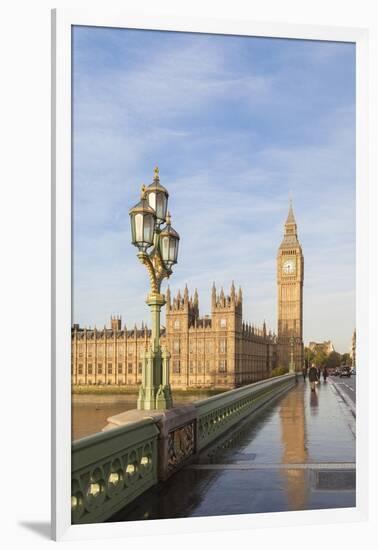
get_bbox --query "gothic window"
[174,319,180,330]
[138,362,142,374]
[173,360,180,373]
[78,364,83,375]
[97,363,103,374]
[107,363,113,374]
[173,340,180,353]
[117,363,122,374]
[87,364,93,375]
[219,360,227,373]
[220,338,227,353]
[128,363,133,374]
[220,318,227,328]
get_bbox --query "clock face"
[283,259,296,275]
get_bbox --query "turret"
[166,286,171,310]
[211,282,216,308]
[230,281,236,304]
[111,315,122,331]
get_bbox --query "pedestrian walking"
[317,366,321,383]
[323,366,328,382]
[309,363,318,392]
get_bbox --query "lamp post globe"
[159,213,180,269]
[129,186,156,252]
[144,167,169,226]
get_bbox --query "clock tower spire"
[277,200,304,372]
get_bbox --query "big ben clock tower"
[277,201,304,372]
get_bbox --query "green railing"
[71,373,295,524]
[195,374,295,451]
[71,419,159,524]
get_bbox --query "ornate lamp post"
[289,335,295,374]
[129,167,180,410]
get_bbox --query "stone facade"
[72,284,277,389]
[277,202,304,371]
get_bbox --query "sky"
[72,27,356,353]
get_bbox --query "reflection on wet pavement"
[109,380,355,522]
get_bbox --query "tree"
[341,352,352,366]
[314,350,328,368]
[304,347,315,368]
[325,351,341,369]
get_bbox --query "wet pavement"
[329,375,356,404]
[110,379,356,522]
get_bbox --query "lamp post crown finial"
[154,166,160,181]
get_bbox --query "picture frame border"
[51,8,370,541]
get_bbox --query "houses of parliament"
[72,203,304,389]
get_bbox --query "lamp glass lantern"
[160,220,180,269]
[145,171,169,226]
[129,197,156,252]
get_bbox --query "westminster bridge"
[71,374,356,524]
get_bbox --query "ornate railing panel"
[167,421,196,474]
[194,374,295,451]
[71,419,159,524]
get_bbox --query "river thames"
[72,391,220,440]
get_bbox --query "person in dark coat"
[323,366,328,382]
[302,365,307,381]
[309,363,318,391]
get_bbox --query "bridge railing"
[195,374,295,451]
[71,419,159,524]
[71,373,295,524]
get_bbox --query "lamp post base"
[137,384,173,410]
[137,347,173,410]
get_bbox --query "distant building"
[308,341,335,355]
[71,284,277,389]
[351,329,356,368]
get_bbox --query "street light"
[129,167,180,410]
[289,335,295,374]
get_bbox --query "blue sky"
[72,27,355,353]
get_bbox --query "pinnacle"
[286,199,296,225]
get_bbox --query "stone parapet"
[71,374,295,524]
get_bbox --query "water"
[72,391,218,441]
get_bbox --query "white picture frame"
[51,8,370,542]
